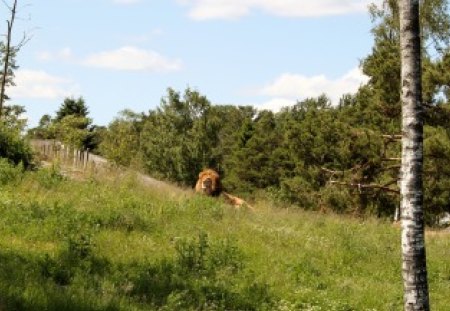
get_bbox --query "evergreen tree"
[55,97,90,122]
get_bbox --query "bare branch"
[329,180,400,194]
[382,157,401,161]
[1,0,11,10]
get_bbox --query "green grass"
[0,166,449,310]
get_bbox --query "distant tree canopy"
[55,97,89,122]
[97,83,448,223]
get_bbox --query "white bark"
[399,0,430,310]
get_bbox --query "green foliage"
[140,88,224,185]
[128,233,268,310]
[55,97,90,122]
[29,97,103,152]
[51,115,91,148]
[36,165,65,188]
[2,104,27,131]
[100,110,143,167]
[40,233,109,286]
[0,42,19,104]
[223,110,282,192]
[0,157,23,184]
[0,121,33,167]
[320,186,354,214]
[28,114,56,140]
[423,126,450,221]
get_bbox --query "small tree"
[0,0,19,117]
[100,110,143,166]
[51,115,90,149]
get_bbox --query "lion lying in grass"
[195,169,252,209]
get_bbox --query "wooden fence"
[30,139,108,171]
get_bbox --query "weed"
[0,158,24,185]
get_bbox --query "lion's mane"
[195,169,222,197]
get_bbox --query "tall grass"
[0,165,449,310]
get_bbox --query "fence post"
[84,149,89,170]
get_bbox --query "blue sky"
[2,0,380,127]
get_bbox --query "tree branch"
[329,180,400,194]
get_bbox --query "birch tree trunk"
[399,1,430,310]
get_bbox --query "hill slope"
[0,166,449,311]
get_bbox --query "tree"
[0,0,28,118]
[399,0,430,310]
[100,110,144,166]
[0,0,18,117]
[55,97,89,121]
[362,0,450,130]
[140,88,213,184]
[52,115,91,149]
[223,110,281,193]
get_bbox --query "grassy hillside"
[0,166,449,311]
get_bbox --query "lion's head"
[195,169,222,196]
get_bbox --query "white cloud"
[261,67,368,103]
[251,67,368,111]
[178,0,379,20]
[252,98,296,112]
[8,70,80,100]
[82,46,182,72]
[37,47,74,62]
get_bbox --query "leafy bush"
[36,165,65,188]
[0,122,33,168]
[0,157,24,185]
[320,186,353,214]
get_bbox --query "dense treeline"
[94,85,450,223]
[21,1,450,223]
[95,1,450,223]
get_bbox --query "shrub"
[40,233,109,286]
[36,165,65,188]
[0,158,24,185]
[0,123,33,168]
[320,186,353,214]
[128,233,272,310]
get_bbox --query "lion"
[195,169,253,210]
[195,169,222,197]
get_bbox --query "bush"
[40,233,109,286]
[279,177,320,209]
[128,233,272,310]
[36,165,65,189]
[0,158,24,185]
[0,123,33,168]
[320,186,354,214]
